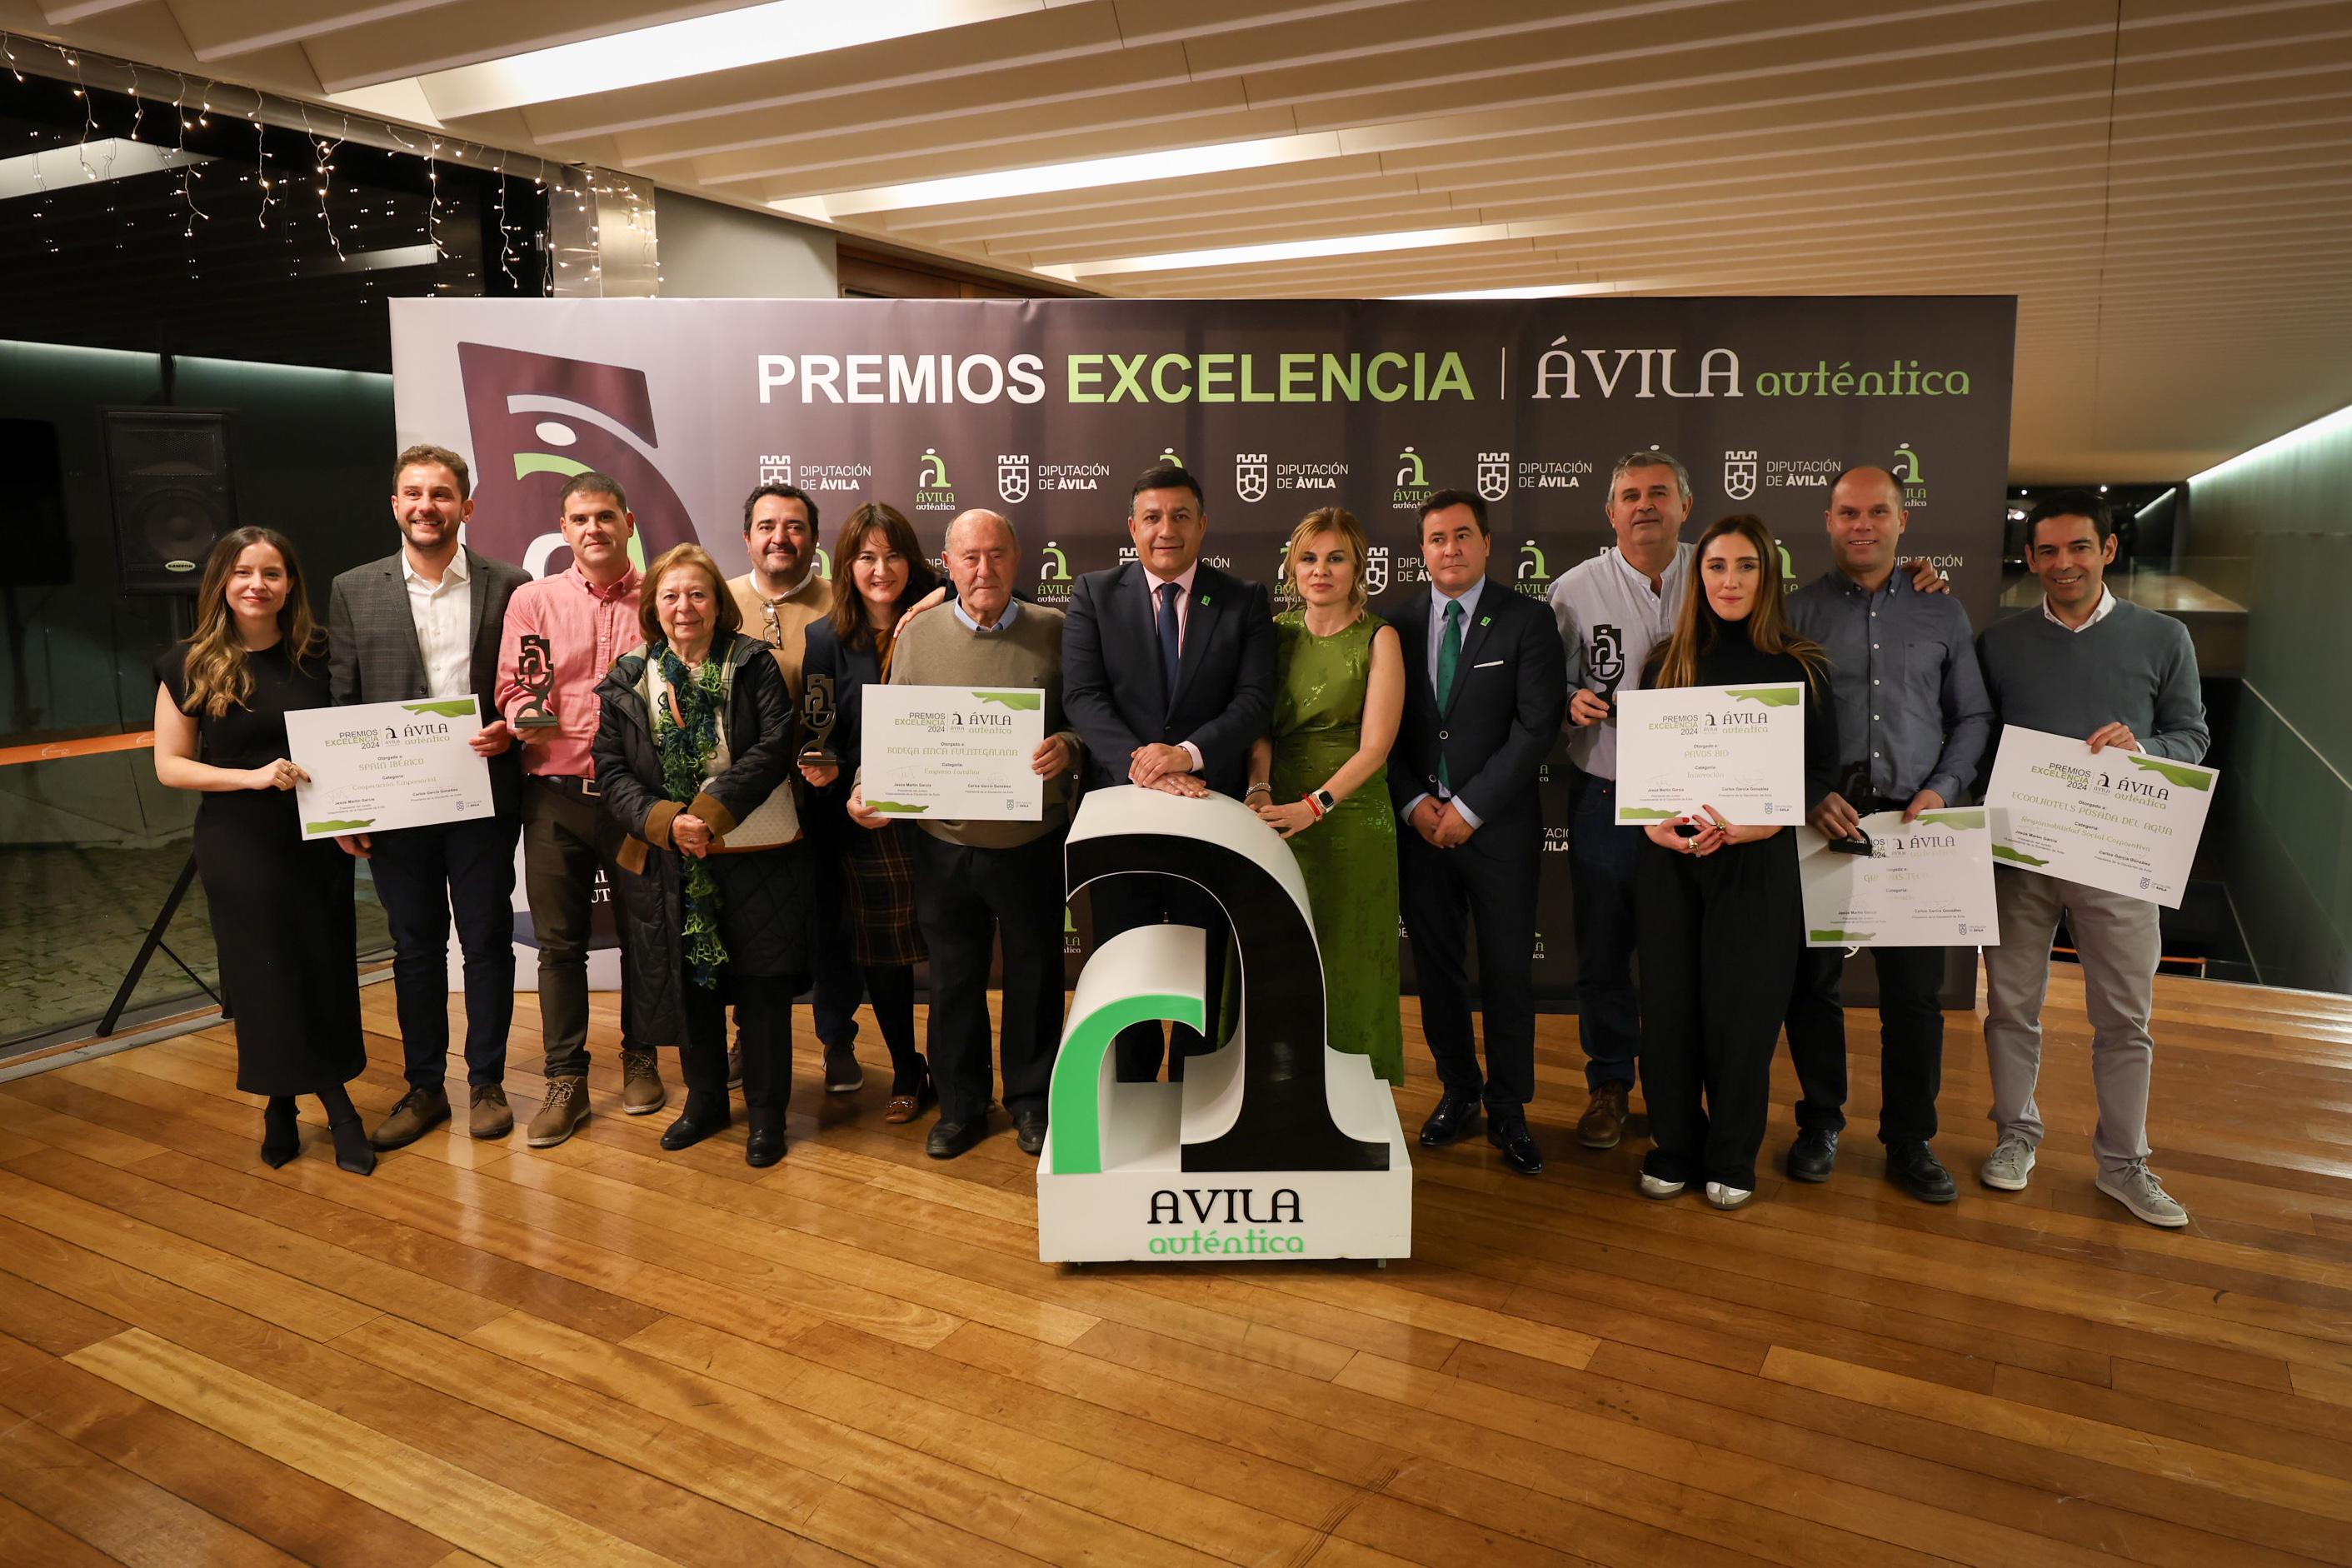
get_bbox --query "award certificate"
[1983,725,2218,908]
[284,697,494,841]
[863,684,1046,821]
[1798,809,1999,948]
[1615,682,1806,826]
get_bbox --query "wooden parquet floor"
[1,966,2349,1566]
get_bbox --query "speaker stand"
[98,851,223,1036]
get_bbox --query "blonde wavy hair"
[1278,507,1371,614]
[177,527,324,718]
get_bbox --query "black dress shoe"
[1786,1127,1840,1183]
[1887,1140,1958,1203]
[260,1097,299,1169]
[927,1116,986,1160]
[327,1115,377,1177]
[1419,1091,1483,1146]
[1013,1106,1048,1156]
[744,1113,785,1168]
[659,1105,730,1151]
[1487,1116,1544,1176]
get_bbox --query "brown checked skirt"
[841,821,927,967]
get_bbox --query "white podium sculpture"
[1036,786,1411,1262]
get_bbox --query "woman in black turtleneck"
[1631,514,1835,1211]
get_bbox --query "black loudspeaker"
[0,418,72,587]
[104,409,236,595]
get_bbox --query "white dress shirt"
[404,547,475,700]
[2042,584,2116,632]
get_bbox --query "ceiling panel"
[12,0,2349,478]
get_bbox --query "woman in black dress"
[1631,513,1835,1211]
[152,527,372,1175]
[801,503,939,1123]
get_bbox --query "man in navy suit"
[1389,488,1567,1174]
[1062,463,1276,1081]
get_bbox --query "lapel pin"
[1480,616,1491,627]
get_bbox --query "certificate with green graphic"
[1983,725,2218,908]
[1614,682,1806,826]
[863,683,1046,821]
[1798,809,1998,948]
[283,696,493,841]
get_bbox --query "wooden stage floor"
[0,968,2348,1566]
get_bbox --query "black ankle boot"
[744,1109,785,1168]
[261,1096,299,1168]
[660,1097,730,1152]
[323,1101,376,1176]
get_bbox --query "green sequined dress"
[1269,608,1405,1084]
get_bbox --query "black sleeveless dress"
[157,642,367,1096]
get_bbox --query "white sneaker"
[1704,1181,1753,1210]
[2097,1161,2190,1228]
[1638,1173,1685,1200]
[1980,1135,2036,1191]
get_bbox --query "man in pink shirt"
[496,471,667,1146]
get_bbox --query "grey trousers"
[1983,866,2160,1174]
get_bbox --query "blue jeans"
[1570,768,1641,1089]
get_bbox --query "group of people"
[154,442,2207,1230]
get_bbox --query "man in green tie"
[1390,490,1567,1174]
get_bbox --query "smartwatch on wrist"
[1310,787,1337,817]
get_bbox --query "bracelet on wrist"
[1301,793,1324,821]
[1244,782,1272,798]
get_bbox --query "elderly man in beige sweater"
[851,509,1083,1159]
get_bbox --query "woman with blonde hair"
[594,542,804,1166]
[152,527,372,1175]
[1239,507,1407,1083]
[1632,514,1836,1210]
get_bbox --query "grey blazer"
[327,545,532,820]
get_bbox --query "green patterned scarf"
[653,644,728,989]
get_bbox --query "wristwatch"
[1310,787,1337,816]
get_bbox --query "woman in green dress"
[1244,507,1408,1085]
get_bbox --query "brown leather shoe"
[1577,1082,1631,1150]
[620,1047,667,1116]
[369,1085,450,1151]
[884,1066,935,1125]
[527,1076,589,1147]
[468,1084,513,1140]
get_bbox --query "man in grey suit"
[328,443,532,1147]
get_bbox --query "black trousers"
[1094,873,1227,1083]
[1634,833,1800,1190]
[1784,943,1947,1145]
[912,829,1068,1124]
[522,779,637,1076]
[684,974,793,1122]
[1397,816,1540,1111]
[369,814,522,1090]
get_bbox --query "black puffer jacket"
[592,631,798,1046]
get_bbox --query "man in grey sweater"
[1975,490,2210,1227]
[855,509,1082,1160]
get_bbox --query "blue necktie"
[1156,580,1181,705]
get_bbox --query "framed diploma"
[1798,809,1999,947]
[1614,682,1806,826]
[1983,725,2218,908]
[862,683,1046,821]
[283,696,495,841]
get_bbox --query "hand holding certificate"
[283,697,495,841]
[1982,724,2218,907]
[862,684,1046,821]
[1615,682,1806,826]
[1798,808,1999,947]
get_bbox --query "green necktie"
[1436,597,1464,791]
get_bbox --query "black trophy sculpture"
[800,672,840,767]
[512,632,560,731]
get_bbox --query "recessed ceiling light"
[408,0,1034,120]
[779,132,1346,219]
[1040,224,1516,281]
